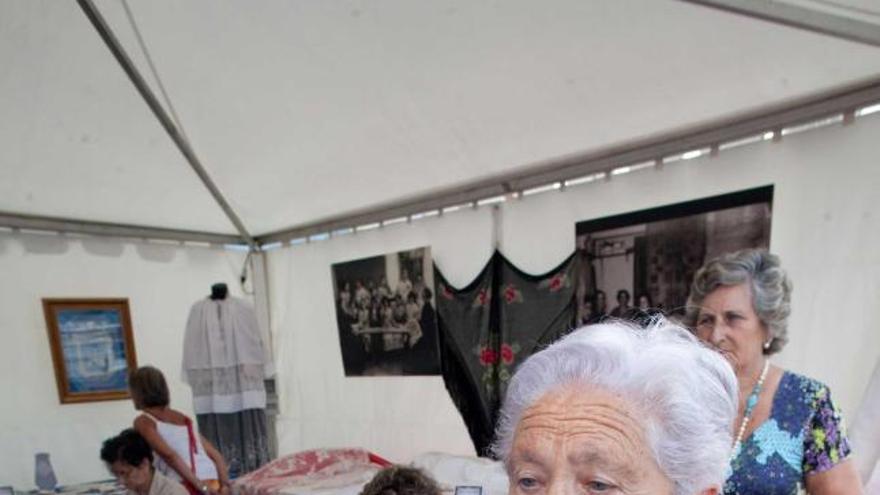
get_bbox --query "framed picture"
[331,246,440,376]
[42,298,138,404]
[574,186,773,325]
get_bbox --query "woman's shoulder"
[133,413,155,429]
[779,371,853,473]
[139,408,190,426]
[778,370,835,412]
[781,370,831,395]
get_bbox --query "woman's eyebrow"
[509,450,550,469]
[569,451,637,478]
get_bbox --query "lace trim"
[186,364,266,396]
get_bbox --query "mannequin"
[184,284,271,476]
[210,283,228,300]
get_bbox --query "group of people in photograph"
[336,270,436,353]
[579,287,657,326]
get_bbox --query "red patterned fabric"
[233,448,391,495]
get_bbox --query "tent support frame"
[0,211,242,245]
[4,78,880,247]
[255,74,880,245]
[680,0,880,48]
[77,0,257,249]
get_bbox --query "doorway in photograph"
[332,247,440,376]
[574,186,773,326]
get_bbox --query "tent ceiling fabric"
[0,1,238,234]
[3,1,880,236]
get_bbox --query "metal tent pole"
[680,0,880,48]
[77,0,257,249]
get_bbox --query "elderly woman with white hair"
[686,249,861,494]
[494,319,737,495]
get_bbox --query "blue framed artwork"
[42,298,138,404]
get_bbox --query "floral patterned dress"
[725,371,851,494]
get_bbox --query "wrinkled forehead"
[510,384,653,462]
[523,383,641,416]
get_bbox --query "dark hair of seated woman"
[359,466,441,495]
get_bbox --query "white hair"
[493,319,737,495]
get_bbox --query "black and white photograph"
[332,247,440,376]
[575,186,773,326]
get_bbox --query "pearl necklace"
[730,360,770,461]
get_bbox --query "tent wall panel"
[0,239,248,487]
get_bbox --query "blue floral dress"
[725,371,851,494]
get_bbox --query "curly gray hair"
[685,249,792,354]
[492,319,737,495]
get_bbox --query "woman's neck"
[737,356,768,399]
[135,471,154,495]
[142,405,170,417]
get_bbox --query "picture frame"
[574,185,773,324]
[42,298,138,404]
[331,246,441,376]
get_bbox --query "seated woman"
[100,429,187,495]
[686,249,861,494]
[493,319,737,495]
[360,466,440,495]
[129,366,230,495]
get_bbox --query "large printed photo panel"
[575,186,773,326]
[332,247,440,376]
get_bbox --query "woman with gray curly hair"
[686,249,860,494]
[494,319,737,495]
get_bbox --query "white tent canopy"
[3,0,880,489]
[3,0,880,239]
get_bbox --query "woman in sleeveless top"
[129,366,230,495]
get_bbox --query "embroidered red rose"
[500,343,515,364]
[503,284,523,304]
[479,347,498,365]
[548,274,564,292]
[504,286,516,303]
[475,288,491,307]
[441,284,454,300]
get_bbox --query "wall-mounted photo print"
[42,298,138,404]
[575,186,773,325]
[332,247,440,376]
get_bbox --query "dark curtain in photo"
[435,251,578,456]
[633,236,648,302]
[643,216,707,315]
